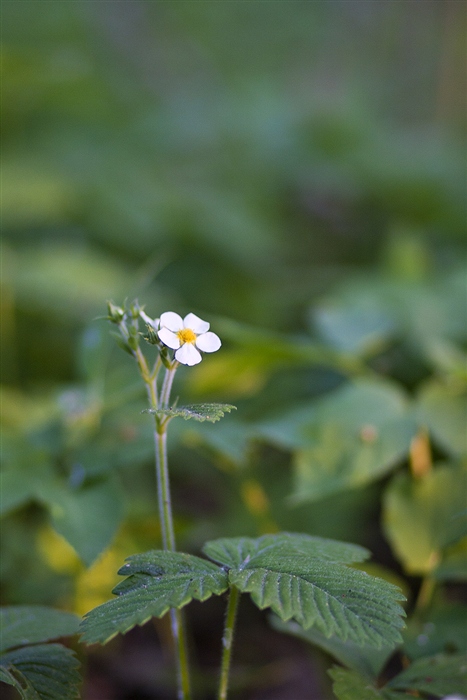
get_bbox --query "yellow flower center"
[177,328,196,344]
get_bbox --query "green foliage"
[0,607,80,653]
[80,551,229,644]
[36,477,124,567]
[386,653,467,697]
[416,380,467,458]
[203,534,406,648]
[81,533,405,654]
[402,602,467,659]
[147,403,237,423]
[383,463,467,575]
[328,667,383,700]
[329,653,467,700]
[258,379,415,503]
[0,645,81,700]
[0,607,81,700]
[271,617,395,680]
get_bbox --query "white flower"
[158,312,221,366]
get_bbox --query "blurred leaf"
[80,551,228,645]
[383,464,467,575]
[0,606,80,654]
[313,299,396,355]
[416,380,467,458]
[182,417,253,468]
[387,653,467,697]
[328,667,383,700]
[204,534,406,648]
[37,477,124,567]
[271,379,416,503]
[433,537,467,581]
[13,244,132,321]
[271,616,395,680]
[403,603,467,659]
[0,644,81,700]
[147,403,236,424]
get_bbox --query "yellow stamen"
[177,328,196,344]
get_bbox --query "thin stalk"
[160,364,178,408]
[218,586,240,700]
[415,575,436,613]
[154,418,192,699]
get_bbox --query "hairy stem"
[218,586,241,700]
[154,407,191,699]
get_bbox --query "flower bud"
[107,300,124,324]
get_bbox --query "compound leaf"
[203,534,405,648]
[80,551,228,645]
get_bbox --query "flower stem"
[218,586,240,700]
[154,421,191,699]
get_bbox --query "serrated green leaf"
[328,667,383,700]
[203,534,405,648]
[383,463,467,575]
[0,665,16,685]
[387,653,467,697]
[0,666,42,700]
[146,403,236,423]
[0,606,80,654]
[0,644,81,700]
[80,551,228,645]
[271,616,395,679]
[203,533,370,568]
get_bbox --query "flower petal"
[183,313,209,334]
[140,310,159,329]
[160,311,184,332]
[175,343,202,366]
[158,328,180,349]
[195,332,221,353]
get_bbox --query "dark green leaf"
[328,667,383,700]
[0,644,81,700]
[434,538,467,581]
[36,476,124,566]
[0,606,80,654]
[203,533,370,568]
[146,403,236,423]
[203,534,405,648]
[416,380,467,457]
[80,551,228,645]
[271,616,395,679]
[403,603,467,659]
[383,463,467,575]
[257,380,416,503]
[387,653,467,697]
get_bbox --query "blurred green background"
[1,1,466,697]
